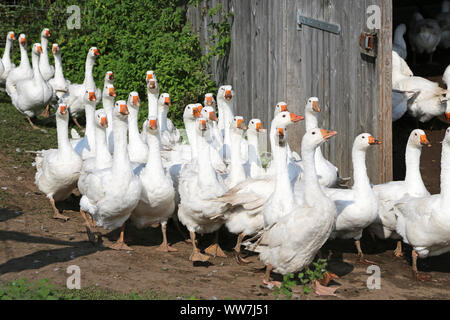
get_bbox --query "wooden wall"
[187,0,393,184]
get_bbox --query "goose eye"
[283,115,286,118]
[415,133,418,136]
[312,132,316,135]
[362,136,365,139]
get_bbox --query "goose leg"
[205,231,227,258]
[394,240,403,258]
[262,264,281,288]
[234,232,250,265]
[26,116,41,130]
[156,221,178,252]
[72,117,83,130]
[189,231,209,262]
[412,250,431,281]
[80,209,97,244]
[49,197,70,221]
[355,240,376,265]
[109,223,133,251]
[41,105,50,118]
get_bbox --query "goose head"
[353,133,381,152]
[217,85,233,102]
[231,116,248,135]
[183,104,201,121]
[248,119,265,133]
[201,106,217,122]
[144,117,159,134]
[32,43,43,56]
[272,111,304,144]
[114,100,129,120]
[105,71,114,83]
[395,24,407,36]
[41,28,51,39]
[409,129,431,148]
[83,89,97,104]
[146,71,159,92]
[204,93,216,107]
[127,91,141,110]
[56,103,68,119]
[6,31,15,42]
[95,109,108,129]
[19,34,26,47]
[302,128,338,153]
[274,102,289,116]
[88,47,100,59]
[51,43,60,55]
[158,93,171,111]
[305,97,321,113]
[103,84,116,99]
[196,117,209,136]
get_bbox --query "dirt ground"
[0,148,449,300]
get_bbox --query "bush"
[1,0,218,128]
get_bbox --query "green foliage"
[1,0,225,128]
[273,258,329,299]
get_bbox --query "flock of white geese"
[1,28,450,288]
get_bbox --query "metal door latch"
[359,32,378,58]
[297,10,341,35]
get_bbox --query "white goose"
[102,78,116,154]
[224,116,248,188]
[38,28,54,81]
[217,85,235,162]
[61,47,101,129]
[6,34,33,96]
[244,119,266,179]
[48,43,71,105]
[9,43,52,130]
[395,128,450,281]
[80,100,141,250]
[245,121,337,286]
[146,71,158,118]
[200,106,227,174]
[325,134,381,264]
[105,71,114,86]
[131,117,177,252]
[204,93,223,153]
[71,90,98,160]
[393,24,407,59]
[34,103,82,221]
[369,130,431,257]
[0,31,15,84]
[127,92,148,163]
[178,118,228,262]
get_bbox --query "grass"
[0,278,181,300]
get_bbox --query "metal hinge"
[297,10,341,35]
[359,32,378,58]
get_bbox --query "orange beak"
[320,129,338,140]
[420,134,431,147]
[20,37,26,45]
[193,108,201,118]
[45,29,50,37]
[312,101,321,113]
[37,45,42,54]
[256,122,264,132]
[277,128,285,138]
[132,95,140,106]
[100,117,108,128]
[368,136,381,145]
[209,111,217,122]
[52,45,58,54]
[93,48,100,56]
[109,87,116,97]
[446,113,450,120]
[89,92,96,102]
[147,73,153,81]
[164,96,171,105]
[237,118,247,130]
[225,90,232,100]
[280,104,288,112]
[206,96,213,104]
[10,33,15,40]
[59,105,67,115]
[108,73,114,80]
[199,119,207,131]
[120,104,129,115]
[149,119,158,130]
[290,113,304,123]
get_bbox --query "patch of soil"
[0,150,450,300]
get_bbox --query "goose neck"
[301,143,326,207]
[112,118,131,175]
[197,130,219,187]
[31,52,44,82]
[158,106,168,132]
[440,143,450,206]
[185,118,197,160]
[19,43,30,69]
[83,56,95,86]
[53,53,64,79]
[352,148,371,191]
[247,131,261,165]
[147,92,158,118]
[229,130,246,184]
[56,116,72,157]
[2,40,11,61]
[305,110,319,131]
[95,126,112,169]
[84,103,96,152]
[404,144,425,190]
[40,37,50,64]
[143,132,165,180]
[127,107,141,143]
